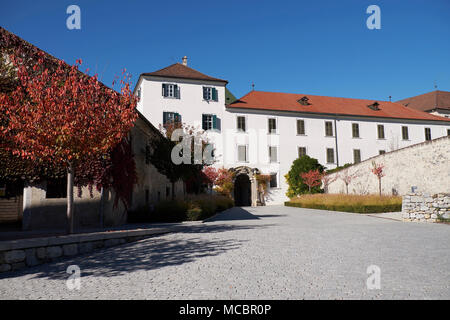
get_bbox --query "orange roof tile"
[227,91,450,122]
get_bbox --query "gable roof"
[396,90,450,112]
[227,90,450,122]
[141,63,228,84]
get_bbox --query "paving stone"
[0,206,449,299]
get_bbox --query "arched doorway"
[234,174,251,206]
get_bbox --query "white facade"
[135,61,450,205]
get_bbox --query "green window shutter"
[203,87,207,100]
[174,85,179,98]
[175,113,181,123]
[202,114,207,130]
[162,84,167,97]
[212,115,217,129]
[163,112,168,125]
[212,88,218,101]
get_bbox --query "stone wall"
[326,136,450,196]
[401,193,450,222]
[0,227,169,273]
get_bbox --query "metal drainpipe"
[334,117,339,167]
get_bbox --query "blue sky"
[1,0,449,101]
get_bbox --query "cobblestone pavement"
[0,206,449,299]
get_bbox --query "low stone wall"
[0,227,169,273]
[401,193,450,222]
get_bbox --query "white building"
[135,57,450,205]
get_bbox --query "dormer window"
[137,87,141,99]
[203,87,218,101]
[297,96,311,106]
[162,83,180,99]
[367,101,380,111]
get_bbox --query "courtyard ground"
[0,205,449,299]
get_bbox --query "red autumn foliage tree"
[0,53,138,233]
[300,169,323,193]
[202,167,234,197]
[371,161,385,196]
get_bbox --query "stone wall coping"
[0,227,170,252]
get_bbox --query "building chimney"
[182,56,188,66]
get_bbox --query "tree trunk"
[171,181,175,200]
[67,163,74,234]
[378,178,382,196]
[346,183,349,194]
[99,187,104,229]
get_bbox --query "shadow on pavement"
[0,222,273,280]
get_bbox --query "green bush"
[152,200,189,222]
[128,194,234,223]
[186,206,203,221]
[285,155,325,198]
[127,205,152,223]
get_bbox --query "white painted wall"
[326,136,450,195]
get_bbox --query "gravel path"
[0,206,449,299]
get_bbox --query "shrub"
[127,205,152,223]
[152,200,189,222]
[285,155,325,198]
[285,194,402,213]
[186,194,234,220]
[186,206,203,221]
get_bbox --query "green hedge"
[284,201,401,213]
[128,195,234,223]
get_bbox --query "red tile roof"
[227,91,450,122]
[396,90,450,112]
[141,63,228,83]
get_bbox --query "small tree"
[321,174,337,194]
[339,169,358,194]
[285,155,325,197]
[371,161,385,196]
[0,55,138,233]
[300,169,323,193]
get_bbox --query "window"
[162,83,179,98]
[268,118,277,134]
[237,145,248,162]
[163,112,181,125]
[203,87,218,101]
[269,146,278,163]
[297,119,305,135]
[377,125,385,139]
[352,123,360,138]
[379,150,386,155]
[137,87,141,99]
[325,121,333,136]
[326,148,335,164]
[202,114,220,131]
[353,149,361,164]
[425,127,431,141]
[298,147,307,158]
[402,126,409,140]
[269,173,278,188]
[447,129,450,136]
[237,116,246,132]
[46,178,67,199]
